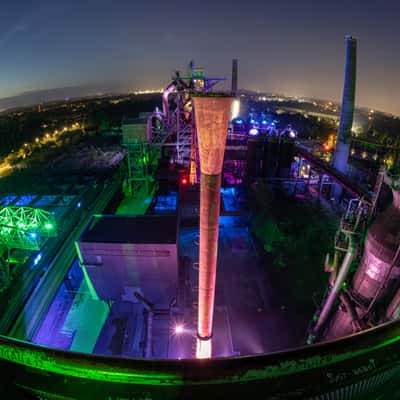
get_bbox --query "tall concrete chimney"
[333,35,357,174]
[231,59,238,96]
[193,95,233,359]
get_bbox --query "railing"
[0,319,399,399]
[294,145,372,202]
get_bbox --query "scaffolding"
[123,140,159,201]
[148,61,224,174]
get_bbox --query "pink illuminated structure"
[193,95,233,359]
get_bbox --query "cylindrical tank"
[324,174,400,341]
[278,138,294,178]
[353,189,400,302]
[264,137,279,178]
[246,137,264,178]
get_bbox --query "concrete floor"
[32,188,310,359]
[176,213,307,359]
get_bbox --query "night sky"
[1,0,399,114]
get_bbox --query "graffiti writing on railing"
[327,358,376,384]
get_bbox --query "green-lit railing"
[0,320,400,399]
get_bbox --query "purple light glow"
[249,128,259,136]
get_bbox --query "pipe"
[193,95,233,359]
[312,235,356,338]
[339,291,360,332]
[134,292,153,358]
[162,84,176,126]
[146,107,163,143]
[385,287,400,321]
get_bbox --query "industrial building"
[0,41,399,400]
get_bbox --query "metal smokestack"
[193,95,233,359]
[333,35,357,174]
[231,59,238,96]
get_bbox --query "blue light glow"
[250,119,255,124]
[235,119,243,124]
[262,120,267,124]
[77,202,82,208]
[34,253,42,266]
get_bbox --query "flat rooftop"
[80,215,178,244]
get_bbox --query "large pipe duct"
[231,59,238,96]
[386,287,400,321]
[324,173,400,340]
[134,292,154,358]
[162,84,176,126]
[193,95,233,359]
[333,35,357,175]
[309,235,356,342]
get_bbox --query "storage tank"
[326,171,400,340]
[278,138,294,178]
[246,136,265,178]
[263,136,279,178]
[353,183,400,302]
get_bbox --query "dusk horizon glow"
[1,0,399,114]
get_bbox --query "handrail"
[0,319,399,398]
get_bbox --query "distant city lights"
[131,89,164,95]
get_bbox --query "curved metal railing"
[0,319,399,399]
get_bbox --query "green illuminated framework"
[0,206,57,251]
[123,140,160,201]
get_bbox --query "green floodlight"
[0,206,57,250]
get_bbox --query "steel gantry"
[147,61,225,173]
[123,140,159,200]
[0,206,57,251]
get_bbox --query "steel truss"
[0,206,57,251]
[123,141,159,200]
[148,62,224,171]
